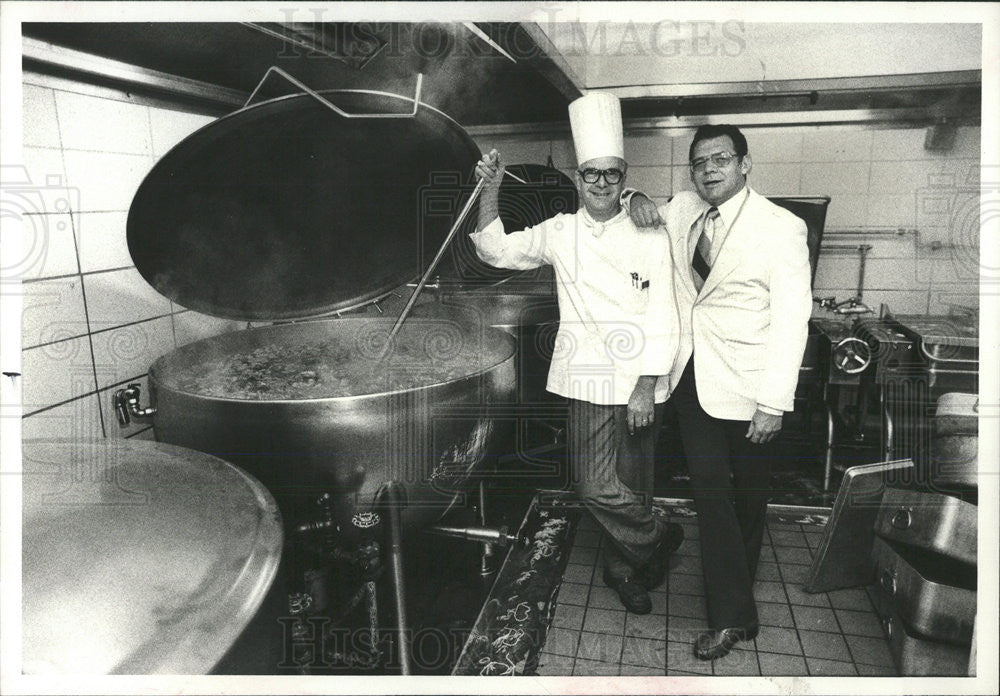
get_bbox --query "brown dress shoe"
[693,623,759,660]
[602,567,652,614]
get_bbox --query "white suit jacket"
[661,188,812,420]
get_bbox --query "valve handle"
[832,336,871,375]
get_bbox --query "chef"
[469,92,684,614]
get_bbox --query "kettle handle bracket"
[243,66,423,119]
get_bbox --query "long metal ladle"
[376,167,527,362]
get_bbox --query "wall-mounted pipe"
[824,228,916,237]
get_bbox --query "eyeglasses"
[578,168,625,185]
[689,151,738,172]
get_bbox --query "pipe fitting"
[832,296,873,315]
[112,383,156,426]
[426,523,522,548]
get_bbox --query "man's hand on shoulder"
[628,193,664,228]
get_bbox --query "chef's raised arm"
[468,149,554,270]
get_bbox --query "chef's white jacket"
[469,208,680,405]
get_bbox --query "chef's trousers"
[568,398,666,581]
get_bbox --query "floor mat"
[455,492,899,677]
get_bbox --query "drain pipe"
[379,481,411,675]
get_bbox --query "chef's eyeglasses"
[689,151,739,172]
[578,167,625,185]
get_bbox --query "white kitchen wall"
[18,75,243,441]
[473,122,982,317]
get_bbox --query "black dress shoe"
[693,623,759,660]
[636,522,684,590]
[602,568,652,614]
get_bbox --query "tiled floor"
[536,507,899,676]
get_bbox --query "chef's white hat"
[569,92,624,166]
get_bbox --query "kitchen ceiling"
[535,22,982,91]
[22,22,579,125]
[22,21,981,127]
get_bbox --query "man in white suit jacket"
[629,124,812,659]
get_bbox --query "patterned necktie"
[692,207,719,292]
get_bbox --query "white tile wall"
[871,159,979,196]
[20,147,66,190]
[872,126,980,161]
[22,84,61,148]
[932,246,981,286]
[671,165,695,193]
[148,107,215,156]
[671,135,692,164]
[91,317,176,390]
[75,211,133,272]
[928,289,979,315]
[858,289,931,315]
[623,133,673,166]
[857,235,914,259]
[801,161,871,194]
[22,278,88,348]
[871,128,929,161]
[866,194,917,227]
[822,194,869,228]
[623,166,670,199]
[921,189,979,246]
[83,268,171,328]
[813,256,860,291]
[21,337,97,414]
[550,138,577,168]
[746,131,805,163]
[20,212,79,281]
[801,129,873,162]
[61,150,152,212]
[747,163,800,196]
[54,90,153,155]
[862,258,928,292]
[19,76,241,440]
[21,394,104,441]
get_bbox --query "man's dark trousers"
[670,357,772,630]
